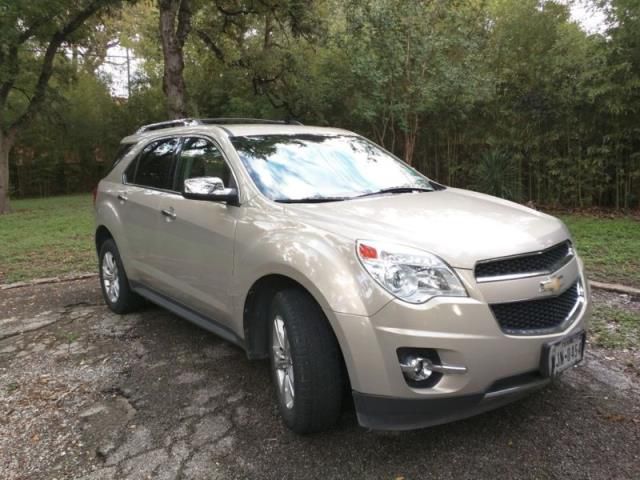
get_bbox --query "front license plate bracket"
[540,330,586,378]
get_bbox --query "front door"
[154,136,239,324]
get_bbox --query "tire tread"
[270,288,344,433]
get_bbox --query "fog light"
[400,356,434,381]
[397,348,467,388]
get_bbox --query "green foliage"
[5,0,640,209]
[0,0,127,129]
[12,72,129,196]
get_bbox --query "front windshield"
[230,134,434,202]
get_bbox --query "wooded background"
[2,0,640,212]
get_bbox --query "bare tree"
[158,0,192,119]
[0,0,123,214]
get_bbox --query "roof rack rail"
[135,117,303,134]
[200,118,303,126]
[135,118,199,133]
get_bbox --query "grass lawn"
[560,214,640,289]
[589,304,640,350]
[0,194,96,284]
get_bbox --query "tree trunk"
[0,130,15,214]
[159,0,192,119]
[403,129,417,166]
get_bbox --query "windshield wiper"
[275,196,351,204]
[275,187,433,203]
[357,186,433,198]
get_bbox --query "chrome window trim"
[475,241,574,283]
[121,133,242,202]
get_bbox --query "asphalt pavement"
[1,278,638,480]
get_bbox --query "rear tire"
[99,239,143,314]
[269,288,344,433]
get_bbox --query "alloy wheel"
[102,251,120,304]
[272,314,295,409]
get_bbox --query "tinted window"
[123,153,138,183]
[176,137,234,190]
[132,138,179,190]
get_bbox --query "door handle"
[161,208,177,220]
[117,193,128,202]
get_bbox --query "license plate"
[541,331,585,377]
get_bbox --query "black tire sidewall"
[268,289,344,433]
[99,239,138,314]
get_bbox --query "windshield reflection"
[230,134,433,202]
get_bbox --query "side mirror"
[182,177,239,205]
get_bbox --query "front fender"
[232,215,395,391]
[233,215,393,322]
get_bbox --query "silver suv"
[95,118,590,433]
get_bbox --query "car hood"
[283,188,570,269]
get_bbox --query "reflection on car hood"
[283,188,570,269]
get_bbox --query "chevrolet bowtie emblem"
[540,275,564,294]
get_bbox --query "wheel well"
[95,226,113,254]
[243,275,352,398]
[243,275,336,361]
[243,275,299,359]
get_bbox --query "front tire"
[269,288,344,433]
[99,239,143,314]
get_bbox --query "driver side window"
[176,137,234,191]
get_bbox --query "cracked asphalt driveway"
[1,278,639,480]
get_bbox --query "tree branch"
[196,29,226,62]
[1,12,74,113]
[8,0,115,135]
[176,0,193,48]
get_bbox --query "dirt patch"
[1,279,639,480]
[592,288,640,314]
[590,289,640,351]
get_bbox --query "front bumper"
[329,261,591,430]
[354,372,550,430]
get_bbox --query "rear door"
[119,137,179,285]
[153,136,239,323]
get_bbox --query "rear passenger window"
[129,138,179,190]
[176,137,234,190]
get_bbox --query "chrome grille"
[475,241,573,281]
[489,281,583,335]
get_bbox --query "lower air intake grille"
[490,281,582,334]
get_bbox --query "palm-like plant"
[472,150,520,201]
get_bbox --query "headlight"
[356,240,467,304]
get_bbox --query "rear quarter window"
[126,138,179,190]
[112,142,136,169]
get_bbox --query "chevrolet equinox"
[94,118,590,433]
